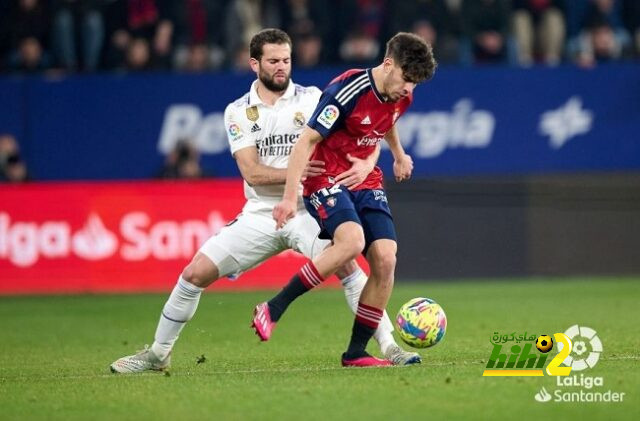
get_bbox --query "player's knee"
[181,258,219,288]
[341,237,365,262]
[369,252,396,279]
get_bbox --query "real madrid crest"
[293,111,306,128]
[246,106,259,122]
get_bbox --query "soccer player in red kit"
[251,32,437,367]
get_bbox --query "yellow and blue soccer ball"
[396,297,447,348]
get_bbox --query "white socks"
[151,276,203,360]
[340,269,396,355]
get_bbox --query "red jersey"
[304,68,412,196]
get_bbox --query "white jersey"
[224,80,322,213]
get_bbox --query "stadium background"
[2,1,640,292]
[1,64,639,292]
[1,1,639,419]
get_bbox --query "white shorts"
[198,209,330,279]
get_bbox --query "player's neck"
[370,65,388,101]
[256,81,286,106]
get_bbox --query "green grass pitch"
[1,278,638,420]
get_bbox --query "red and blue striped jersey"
[304,68,412,196]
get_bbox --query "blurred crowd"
[0,134,30,182]
[0,0,639,75]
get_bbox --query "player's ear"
[383,57,394,74]
[249,57,260,73]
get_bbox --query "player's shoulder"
[225,91,251,115]
[324,68,371,108]
[293,83,321,97]
[326,69,368,91]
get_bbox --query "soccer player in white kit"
[110,29,419,373]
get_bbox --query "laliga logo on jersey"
[227,123,243,140]
[317,105,340,129]
[0,212,228,266]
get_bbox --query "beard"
[259,68,290,92]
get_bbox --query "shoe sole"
[403,355,422,365]
[109,364,168,374]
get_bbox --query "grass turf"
[0,278,638,420]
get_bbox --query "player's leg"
[341,193,399,367]
[286,211,380,336]
[109,251,220,373]
[252,190,365,341]
[147,252,219,363]
[111,212,281,373]
[334,260,420,365]
[255,220,364,334]
[290,209,418,364]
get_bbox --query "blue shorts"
[303,185,397,256]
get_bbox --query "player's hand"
[335,154,374,190]
[273,199,297,230]
[393,154,413,182]
[302,160,325,181]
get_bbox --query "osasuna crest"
[246,106,259,122]
[326,196,337,207]
[293,112,306,128]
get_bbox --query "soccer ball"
[395,297,447,349]
[536,335,554,353]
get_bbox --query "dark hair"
[249,28,292,61]
[385,32,437,83]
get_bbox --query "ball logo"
[557,325,602,371]
[536,335,554,353]
[317,105,340,129]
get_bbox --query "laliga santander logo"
[228,123,242,138]
[558,325,602,371]
[323,106,338,121]
[317,105,340,130]
[0,211,228,267]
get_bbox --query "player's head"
[249,28,292,92]
[380,32,437,102]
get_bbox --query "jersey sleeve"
[307,91,346,139]
[224,103,255,156]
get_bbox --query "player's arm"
[234,147,286,186]
[225,103,322,186]
[273,127,323,229]
[385,124,413,182]
[235,148,325,186]
[334,144,381,190]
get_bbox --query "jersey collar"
[367,68,386,103]
[249,79,296,106]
